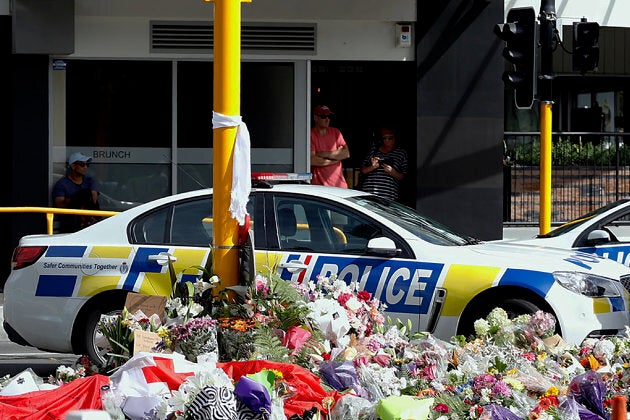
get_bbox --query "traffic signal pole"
[538,0,556,235]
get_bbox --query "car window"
[170,198,213,246]
[131,206,169,244]
[131,195,258,247]
[273,196,385,255]
[601,212,630,242]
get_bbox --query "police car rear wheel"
[82,305,123,366]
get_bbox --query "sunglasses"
[317,114,330,119]
[74,162,90,167]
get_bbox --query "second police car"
[4,177,630,363]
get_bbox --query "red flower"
[357,290,371,301]
[337,293,352,307]
[282,326,312,355]
[322,352,331,361]
[434,403,450,413]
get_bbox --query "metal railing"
[0,207,119,234]
[504,131,630,224]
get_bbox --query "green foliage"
[506,137,630,166]
[251,326,290,361]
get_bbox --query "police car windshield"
[348,195,480,246]
[539,198,630,238]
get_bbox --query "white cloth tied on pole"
[212,111,251,225]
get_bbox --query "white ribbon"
[212,111,251,225]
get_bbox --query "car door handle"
[278,260,308,273]
[148,252,178,266]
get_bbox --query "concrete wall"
[416,1,505,240]
[69,0,416,61]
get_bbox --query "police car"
[506,198,630,270]
[4,176,630,364]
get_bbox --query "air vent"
[151,21,316,54]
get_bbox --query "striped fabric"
[360,147,408,200]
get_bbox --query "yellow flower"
[269,369,283,380]
[537,352,547,361]
[544,386,559,396]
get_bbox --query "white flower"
[345,296,363,312]
[592,339,615,363]
[307,299,351,346]
[193,279,215,295]
[474,319,490,337]
[486,307,510,328]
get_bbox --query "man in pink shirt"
[310,105,350,187]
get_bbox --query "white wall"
[505,0,630,28]
[68,0,416,61]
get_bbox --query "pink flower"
[282,326,311,354]
[372,354,391,367]
[523,352,536,362]
[353,355,371,366]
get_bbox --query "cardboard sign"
[133,330,165,354]
[124,294,167,319]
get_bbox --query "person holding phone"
[359,127,408,200]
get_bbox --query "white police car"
[4,179,630,363]
[506,198,630,272]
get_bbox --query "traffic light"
[494,7,537,109]
[573,20,599,74]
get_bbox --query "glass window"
[171,198,213,246]
[131,206,169,244]
[66,60,172,147]
[130,195,258,247]
[272,195,388,255]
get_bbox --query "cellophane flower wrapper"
[234,375,272,416]
[329,394,376,420]
[319,361,360,394]
[567,370,609,419]
[481,404,522,420]
[557,396,591,420]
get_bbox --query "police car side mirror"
[366,237,400,257]
[586,229,611,245]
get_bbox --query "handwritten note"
[133,330,167,354]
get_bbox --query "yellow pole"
[210,0,250,293]
[539,101,552,235]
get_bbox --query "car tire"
[458,297,553,340]
[81,300,125,366]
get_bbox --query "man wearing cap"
[310,105,350,188]
[52,152,100,232]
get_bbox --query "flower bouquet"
[168,315,218,362]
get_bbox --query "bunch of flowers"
[154,355,235,419]
[48,364,88,386]
[297,274,386,343]
[97,306,167,371]
[165,269,219,323]
[87,267,630,419]
[168,316,218,362]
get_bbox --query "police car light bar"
[251,172,312,181]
